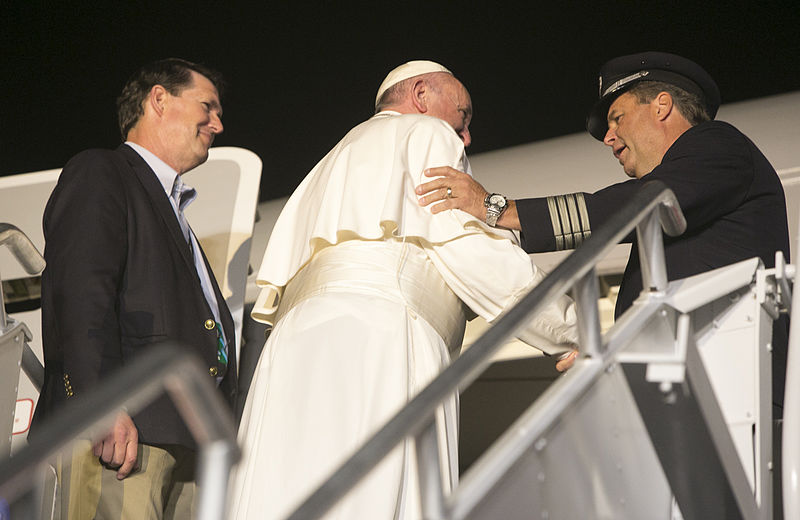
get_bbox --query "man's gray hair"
[117,58,224,140]
[375,78,411,113]
[628,80,711,127]
[374,73,448,114]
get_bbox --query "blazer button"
[204,319,216,330]
[209,366,218,377]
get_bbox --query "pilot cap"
[586,51,721,140]
[375,60,452,109]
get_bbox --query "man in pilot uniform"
[417,51,789,389]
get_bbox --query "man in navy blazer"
[31,58,237,518]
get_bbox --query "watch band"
[486,206,502,227]
[484,193,508,227]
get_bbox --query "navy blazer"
[31,144,237,448]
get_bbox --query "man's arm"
[405,136,576,353]
[418,165,628,255]
[425,230,578,355]
[417,125,763,245]
[415,166,522,230]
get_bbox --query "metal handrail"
[288,180,686,519]
[0,223,47,389]
[0,223,46,331]
[0,224,46,277]
[0,344,240,520]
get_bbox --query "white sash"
[258,239,467,349]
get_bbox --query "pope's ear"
[410,79,429,113]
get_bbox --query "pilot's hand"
[416,166,488,219]
[93,412,139,479]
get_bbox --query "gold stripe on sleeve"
[546,196,565,251]
[565,194,581,247]
[555,195,573,249]
[576,192,591,242]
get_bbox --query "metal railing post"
[783,217,800,519]
[415,419,446,520]
[195,439,240,520]
[571,267,603,359]
[636,209,669,293]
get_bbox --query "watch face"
[489,194,507,208]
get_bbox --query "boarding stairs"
[0,180,797,519]
[285,180,798,520]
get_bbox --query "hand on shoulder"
[415,166,487,219]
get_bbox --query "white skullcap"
[375,60,452,108]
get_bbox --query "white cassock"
[228,111,578,519]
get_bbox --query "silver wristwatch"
[484,193,508,227]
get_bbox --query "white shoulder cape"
[253,111,516,325]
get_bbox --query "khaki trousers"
[54,440,195,520]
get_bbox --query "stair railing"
[0,344,240,520]
[287,180,686,519]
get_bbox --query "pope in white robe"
[228,61,578,519]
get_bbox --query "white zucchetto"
[374,60,452,108]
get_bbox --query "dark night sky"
[2,2,799,201]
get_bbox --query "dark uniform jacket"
[30,144,237,448]
[516,120,789,404]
